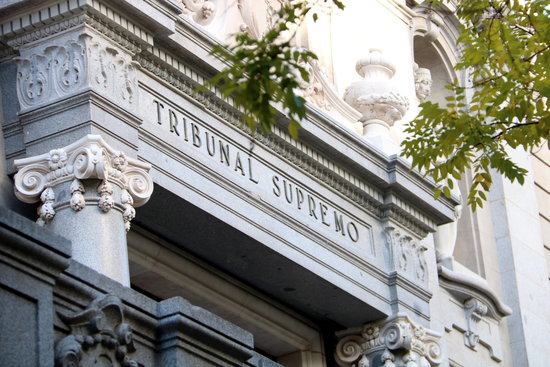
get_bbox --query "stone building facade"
[0,0,549,366]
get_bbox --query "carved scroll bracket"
[335,314,442,367]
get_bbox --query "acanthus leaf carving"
[55,294,139,367]
[14,34,138,111]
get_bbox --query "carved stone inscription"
[143,93,372,249]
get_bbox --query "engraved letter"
[234,152,245,176]
[334,212,345,236]
[192,123,201,147]
[296,187,304,210]
[347,222,359,242]
[320,203,330,226]
[169,109,180,136]
[283,179,293,204]
[206,131,216,156]
[272,175,281,197]
[220,141,230,166]
[153,100,164,125]
[182,116,189,141]
[248,157,259,184]
[308,195,318,219]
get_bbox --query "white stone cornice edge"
[13,134,153,208]
[438,265,512,320]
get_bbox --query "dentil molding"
[13,134,153,231]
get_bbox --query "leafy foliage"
[402,0,550,209]
[204,0,344,139]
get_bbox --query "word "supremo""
[272,175,360,242]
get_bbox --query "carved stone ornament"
[414,67,432,102]
[13,134,153,231]
[178,0,218,25]
[55,294,139,367]
[463,298,488,349]
[385,226,428,285]
[15,34,138,111]
[343,49,409,137]
[335,314,442,367]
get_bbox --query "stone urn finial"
[344,49,409,138]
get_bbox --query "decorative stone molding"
[385,226,428,285]
[412,6,444,43]
[344,49,409,137]
[55,294,139,367]
[463,298,488,349]
[14,34,139,111]
[296,59,332,111]
[438,265,512,321]
[13,134,152,231]
[335,314,442,367]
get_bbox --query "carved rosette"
[343,49,409,137]
[385,226,428,285]
[335,314,442,367]
[14,34,138,111]
[13,134,153,232]
[55,294,139,367]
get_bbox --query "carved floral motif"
[70,179,86,211]
[55,294,139,367]
[335,314,442,367]
[13,135,153,231]
[15,35,138,110]
[37,187,56,226]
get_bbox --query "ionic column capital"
[335,314,442,367]
[14,134,152,231]
[13,135,153,286]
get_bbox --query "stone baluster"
[13,134,153,286]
